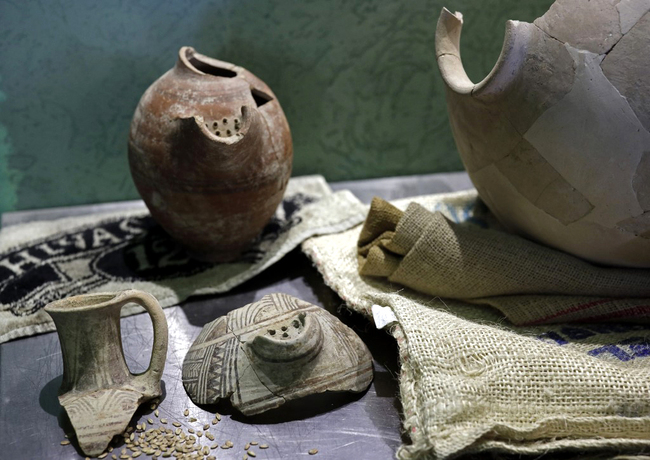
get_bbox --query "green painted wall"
[0,0,553,213]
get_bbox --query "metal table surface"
[0,172,473,460]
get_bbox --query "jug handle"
[118,290,169,388]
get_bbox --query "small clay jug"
[45,290,168,457]
[128,46,293,262]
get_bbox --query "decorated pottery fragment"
[182,293,374,415]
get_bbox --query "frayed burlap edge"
[392,311,650,459]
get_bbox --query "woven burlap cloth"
[0,176,367,343]
[302,189,650,459]
[358,197,650,326]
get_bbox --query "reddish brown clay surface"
[129,46,293,262]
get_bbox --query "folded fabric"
[302,190,650,459]
[358,197,650,325]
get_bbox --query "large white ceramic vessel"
[436,0,650,267]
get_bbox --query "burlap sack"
[302,190,650,459]
[358,197,650,326]
[0,176,367,343]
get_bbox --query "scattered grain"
[98,454,108,459]
[189,417,197,422]
[250,441,258,445]
[147,418,154,425]
[160,418,167,424]
[60,440,71,446]
[215,413,221,421]
[154,410,159,417]
[172,422,181,427]
[183,409,189,417]
[260,444,269,449]
[309,449,319,455]
[203,424,209,431]
[248,450,256,457]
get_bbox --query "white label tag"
[372,304,398,329]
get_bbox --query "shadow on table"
[196,387,368,425]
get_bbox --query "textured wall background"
[0,0,553,213]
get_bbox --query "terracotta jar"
[436,1,650,267]
[129,46,293,262]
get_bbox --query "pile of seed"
[60,400,319,459]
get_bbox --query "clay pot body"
[436,1,650,267]
[45,290,168,457]
[129,47,293,262]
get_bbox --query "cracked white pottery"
[436,0,650,267]
[182,293,373,415]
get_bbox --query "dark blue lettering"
[588,345,632,361]
[620,337,650,358]
[537,331,568,346]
